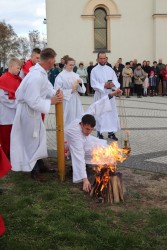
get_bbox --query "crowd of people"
[46,56,167,99]
[0,47,165,235]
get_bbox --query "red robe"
[0,72,22,156]
[0,215,6,237]
[0,146,11,237]
[21,59,34,76]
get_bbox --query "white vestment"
[0,90,17,125]
[10,63,56,172]
[54,70,86,128]
[90,64,121,133]
[65,96,112,183]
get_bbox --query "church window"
[94,8,107,51]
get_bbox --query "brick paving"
[45,95,167,174]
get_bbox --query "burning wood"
[90,142,129,204]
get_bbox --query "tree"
[0,20,20,68]
[29,30,41,50]
[18,37,30,59]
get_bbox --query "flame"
[91,141,128,172]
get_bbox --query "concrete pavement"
[45,95,167,174]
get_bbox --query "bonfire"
[90,141,130,204]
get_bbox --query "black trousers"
[136,84,143,97]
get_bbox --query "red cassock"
[0,215,6,236]
[0,72,22,156]
[0,146,11,236]
[0,145,11,177]
[21,59,34,75]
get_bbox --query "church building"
[46,0,167,65]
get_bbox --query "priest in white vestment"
[10,48,63,176]
[91,52,121,141]
[65,89,122,192]
[54,57,86,128]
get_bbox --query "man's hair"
[40,48,57,61]
[125,62,130,65]
[81,114,96,128]
[97,51,106,59]
[32,48,41,54]
[8,58,22,67]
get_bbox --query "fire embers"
[90,142,127,204]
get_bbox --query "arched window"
[94,8,107,51]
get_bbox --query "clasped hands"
[104,81,114,89]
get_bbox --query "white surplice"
[10,63,56,172]
[0,90,17,125]
[90,64,121,133]
[54,70,86,128]
[65,96,112,183]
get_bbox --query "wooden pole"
[55,102,65,181]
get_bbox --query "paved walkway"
[45,95,167,174]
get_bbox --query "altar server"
[19,48,41,79]
[54,57,86,128]
[10,48,63,180]
[65,89,122,192]
[0,58,22,157]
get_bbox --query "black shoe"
[108,133,118,141]
[38,159,56,173]
[31,170,46,182]
[97,132,104,139]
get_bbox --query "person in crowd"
[149,70,156,96]
[157,59,165,95]
[129,61,135,95]
[19,48,41,79]
[76,62,88,96]
[73,60,78,73]
[134,63,146,98]
[160,64,167,96]
[106,57,112,68]
[0,58,22,157]
[146,61,151,75]
[54,57,86,128]
[113,62,121,80]
[122,62,133,98]
[151,61,160,95]
[10,48,63,181]
[59,58,65,70]
[117,58,124,89]
[143,73,149,96]
[142,60,147,72]
[90,51,120,141]
[48,64,60,86]
[65,89,122,192]
[87,61,94,94]
[133,59,138,69]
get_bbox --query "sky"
[0,0,46,38]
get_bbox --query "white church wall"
[46,0,167,66]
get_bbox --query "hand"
[71,86,77,93]
[83,178,91,193]
[110,89,122,97]
[51,89,63,104]
[77,78,82,84]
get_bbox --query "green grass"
[0,171,167,250]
